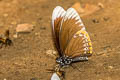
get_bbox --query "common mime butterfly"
[51,6,93,79]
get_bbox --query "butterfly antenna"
[46,68,55,73]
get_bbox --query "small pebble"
[103,17,110,21]
[35,32,40,36]
[72,2,84,13]
[11,21,17,25]
[46,50,57,55]
[92,19,99,23]
[46,50,58,58]
[16,23,34,33]
[108,66,113,69]
[32,22,36,25]
[3,13,8,17]
[30,78,38,80]
[38,17,42,20]
[13,33,18,38]
[98,3,104,9]
[40,26,46,30]
[3,78,7,80]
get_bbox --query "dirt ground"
[0,0,120,80]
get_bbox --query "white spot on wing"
[66,9,74,19]
[75,20,80,24]
[57,8,65,18]
[80,27,85,31]
[83,43,88,47]
[83,40,86,43]
[73,35,77,38]
[72,13,78,19]
[63,8,74,21]
[79,34,83,36]
[84,47,88,51]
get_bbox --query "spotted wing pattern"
[65,30,92,58]
[59,8,92,58]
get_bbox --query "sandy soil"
[0,0,120,80]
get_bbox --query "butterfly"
[51,6,93,78]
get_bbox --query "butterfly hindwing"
[64,30,92,58]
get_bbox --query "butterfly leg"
[54,64,65,79]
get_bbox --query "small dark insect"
[92,19,99,23]
[0,30,12,48]
[50,6,93,79]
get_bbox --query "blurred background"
[0,0,120,80]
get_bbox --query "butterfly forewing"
[52,6,66,55]
[59,8,86,54]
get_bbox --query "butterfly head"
[56,56,73,67]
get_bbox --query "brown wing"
[59,8,85,53]
[64,30,92,58]
[52,6,66,55]
[59,8,92,57]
